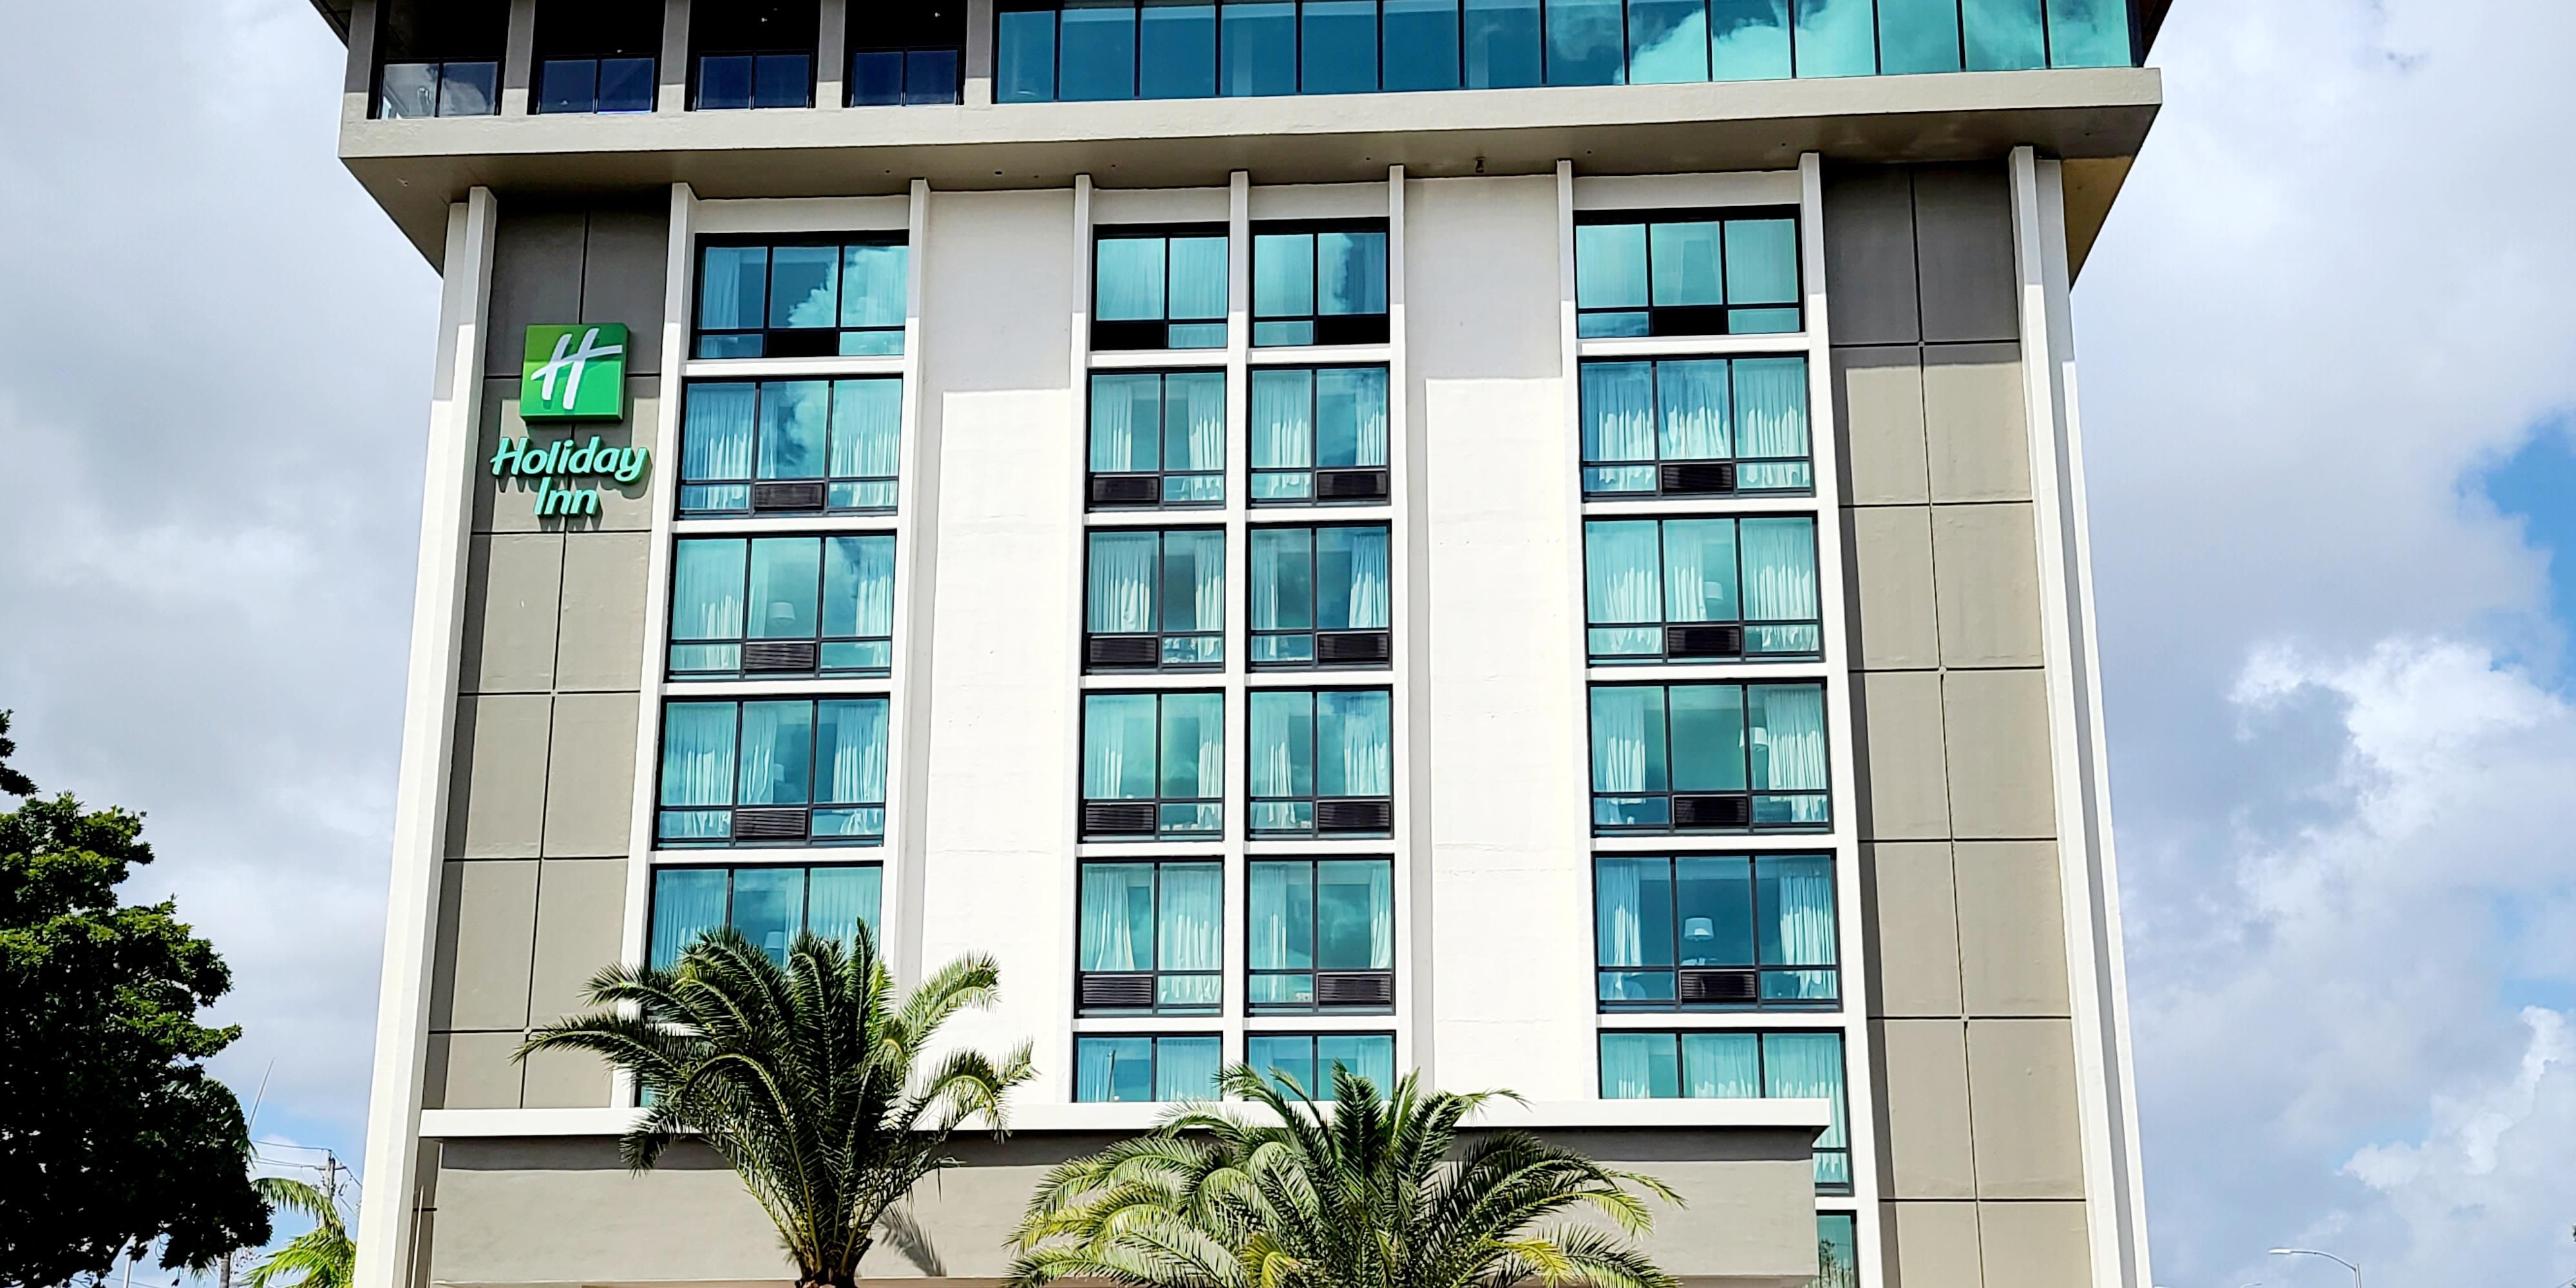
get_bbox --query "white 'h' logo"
[534,327,623,409]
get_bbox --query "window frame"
[1080,690,1226,840]
[1242,1031,1398,1099]
[676,377,903,518]
[654,697,891,848]
[1591,852,1840,1011]
[646,860,884,968]
[1595,1028,1852,1194]
[375,59,502,118]
[666,533,896,680]
[1072,1032,1224,1103]
[1577,354,1814,500]
[1246,687,1396,840]
[1083,527,1227,672]
[1250,220,1393,347]
[1247,856,1397,1014]
[1091,224,1231,352]
[1247,364,1392,506]
[1086,369,1228,511]
[1580,514,1824,664]
[1074,859,1226,1016]
[1572,207,1804,338]
[1586,681,1833,835]
[691,234,911,359]
[848,3,966,105]
[1247,522,1394,670]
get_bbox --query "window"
[1245,1033,1396,1098]
[1595,853,1837,1009]
[1814,1212,1859,1288]
[533,0,660,113]
[1088,371,1226,508]
[990,0,2133,103]
[1085,529,1224,671]
[1252,223,1390,346]
[658,699,889,846]
[692,0,817,109]
[373,0,504,118]
[695,238,909,358]
[1094,227,1228,350]
[850,2,965,104]
[1249,525,1392,668]
[1250,858,1394,1012]
[1576,211,1799,337]
[668,535,895,679]
[1583,516,1820,663]
[1082,692,1224,839]
[1580,356,1810,497]
[1076,861,1222,1014]
[649,863,880,967]
[1075,1034,1222,1102]
[679,379,900,516]
[1249,366,1390,504]
[1597,1030,1850,1191]
[1589,682,1830,833]
[1249,688,1393,838]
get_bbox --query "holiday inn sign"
[498,323,650,517]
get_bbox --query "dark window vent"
[1315,971,1396,1008]
[1316,797,1394,835]
[1316,468,1390,502]
[1313,314,1391,346]
[751,480,828,512]
[1078,973,1158,1010]
[1671,793,1752,829]
[1316,630,1392,667]
[1664,623,1745,660]
[1082,800,1158,837]
[743,639,820,672]
[1086,634,1162,670]
[1090,474,1161,507]
[732,806,811,840]
[1677,968,1761,1003]
[1658,461,1737,495]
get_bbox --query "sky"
[1,1,2573,1285]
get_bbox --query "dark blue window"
[1381,0,1462,89]
[533,0,661,113]
[1141,1,1220,98]
[372,0,505,118]
[849,2,963,104]
[692,0,817,109]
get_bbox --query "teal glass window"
[679,378,901,516]
[1094,227,1229,350]
[1464,0,1544,86]
[1249,524,1392,668]
[1383,0,1462,89]
[1141,0,1220,97]
[1221,0,1299,95]
[1594,853,1838,1008]
[1598,1030,1849,1191]
[1245,1032,1394,1098]
[1249,858,1395,1011]
[1710,0,1793,80]
[1814,1212,1859,1288]
[997,1,1061,99]
[1088,371,1227,508]
[1588,681,1830,833]
[1579,355,1810,497]
[1086,528,1226,670]
[657,699,889,846]
[1583,516,1820,663]
[649,863,881,968]
[1082,692,1224,838]
[695,237,909,359]
[1248,688,1393,838]
[1575,210,1799,338]
[1253,223,1391,346]
[1546,0,1625,84]
[668,535,895,679]
[1077,861,1224,1014]
[1249,366,1390,504]
[1075,1034,1222,1101]
[1301,0,1381,93]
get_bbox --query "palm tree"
[518,925,1034,1288]
[1010,1064,1682,1288]
[245,1178,351,1288]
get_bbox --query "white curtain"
[1751,685,1828,822]
[683,383,757,482]
[737,702,795,805]
[1738,517,1816,623]
[1732,356,1809,460]
[1248,692,1308,800]
[1171,374,1227,473]
[1362,862,1394,967]
[1251,370,1314,471]
[1681,1032,1763,1098]
[1319,368,1390,468]
[1153,1037,1221,1101]
[659,705,736,808]
[1767,855,1837,996]
[1090,374,1148,472]
[1249,529,1300,631]
[1095,238,1166,321]
[840,243,909,330]
[1173,694,1225,799]
[831,379,902,480]
[1083,695,1157,799]
[1598,1033,1671,1099]
[1087,532,1157,633]
[1173,530,1226,634]
[1325,691,1392,797]
[1078,865,1150,972]
[1341,527,1391,629]
[1585,520,1663,627]
[1159,864,1222,974]
[671,540,746,641]
[1761,1032,1846,1154]
[1247,862,1298,971]
[1595,856,1651,969]
[1658,359,1733,460]
[819,699,887,808]
[1589,687,1660,793]
[1581,363,1655,465]
[835,536,895,639]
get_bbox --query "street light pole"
[2269,1248,2360,1287]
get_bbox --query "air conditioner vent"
[1677,968,1760,1003]
[1664,623,1745,659]
[1086,634,1162,670]
[1658,462,1738,495]
[1315,468,1390,502]
[1316,630,1392,667]
[732,806,811,840]
[1090,474,1161,507]
[1082,800,1159,837]
[750,480,828,512]
[743,639,820,672]
[1316,798,1394,835]
[1671,793,1752,829]
[1078,974,1158,1010]
[1315,971,1396,1008]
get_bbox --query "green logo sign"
[491,436,650,518]
[520,324,629,421]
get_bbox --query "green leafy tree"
[244,1179,352,1288]
[0,713,270,1288]
[1010,1065,1682,1288]
[518,925,1034,1288]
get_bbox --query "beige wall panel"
[1975,1201,2092,1288]
[450,694,553,858]
[429,858,538,1032]
[1939,669,2056,840]
[1864,842,1962,1019]
[1922,345,2031,504]
[518,1046,613,1109]
[1886,1201,1983,1288]
[1909,166,2017,345]
[1966,1019,2087,1199]
[482,210,587,371]
[1872,1019,1976,1199]
[1846,505,1939,671]
[580,205,672,375]
[528,857,628,1023]
[542,692,641,857]
[554,530,651,691]
[435,1031,527,1111]
[459,534,564,694]
[1834,346,1930,506]
[1541,1132,1823,1283]
[1820,167,1919,346]
[1853,670,1951,840]
[473,376,658,534]
[1953,841,2071,1018]
[1931,504,2045,668]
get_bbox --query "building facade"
[314,2,2166,1285]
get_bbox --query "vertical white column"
[1220,170,1253,1066]
[1384,162,1426,1081]
[816,0,850,108]
[882,177,936,989]
[1052,175,1097,1103]
[656,0,691,113]
[500,0,537,115]
[351,186,497,1288]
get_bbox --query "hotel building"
[312,1,2166,1285]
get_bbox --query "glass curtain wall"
[1588,682,1830,833]
[850,2,966,104]
[679,379,902,515]
[1094,229,1229,349]
[657,699,891,846]
[1593,853,1837,1007]
[533,0,661,113]
[649,864,882,967]
[1582,516,1820,662]
[668,535,896,677]
[1580,355,1811,497]
[1575,210,1799,337]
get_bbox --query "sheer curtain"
[1362,862,1394,967]
[1251,370,1314,476]
[1170,374,1227,474]
[1249,529,1303,636]
[1594,856,1652,971]
[1171,530,1226,635]
[1574,224,1648,310]
[1732,356,1809,460]
[1763,855,1837,998]
[1681,1032,1763,1098]
[1319,368,1390,468]
[817,699,887,808]
[831,379,902,481]
[1323,690,1392,798]
[831,536,896,640]
[1094,238,1166,321]
[671,540,747,642]
[806,866,882,945]
[1589,687,1663,796]
[1738,517,1817,621]
[1087,532,1158,633]
[1659,518,1736,624]
[1167,236,1229,321]
[699,247,762,330]
[1078,864,1151,972]
[1580,363,1656,465]
[1658,359,1733,460]
[1090,374,1148,472]
[1167,694,1225,802]
[1762,1032,1847,1171]
[1339,527,1391,629]
[650,869,727,969]
[1248,691,1311,802]
[1159,864,1222,1004]
[1585,521,1663,647]
[661,704,737,811]
[1598,1033,1675,1099]
[1084,695,1157,800]
[683,383,757,483]
[1750,685,1828,821]
[1247,862,1296,972]
[1154,1037,1221,1101]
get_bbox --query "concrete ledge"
[419,1096,1833,1138]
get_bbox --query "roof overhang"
[307,0,352,42]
